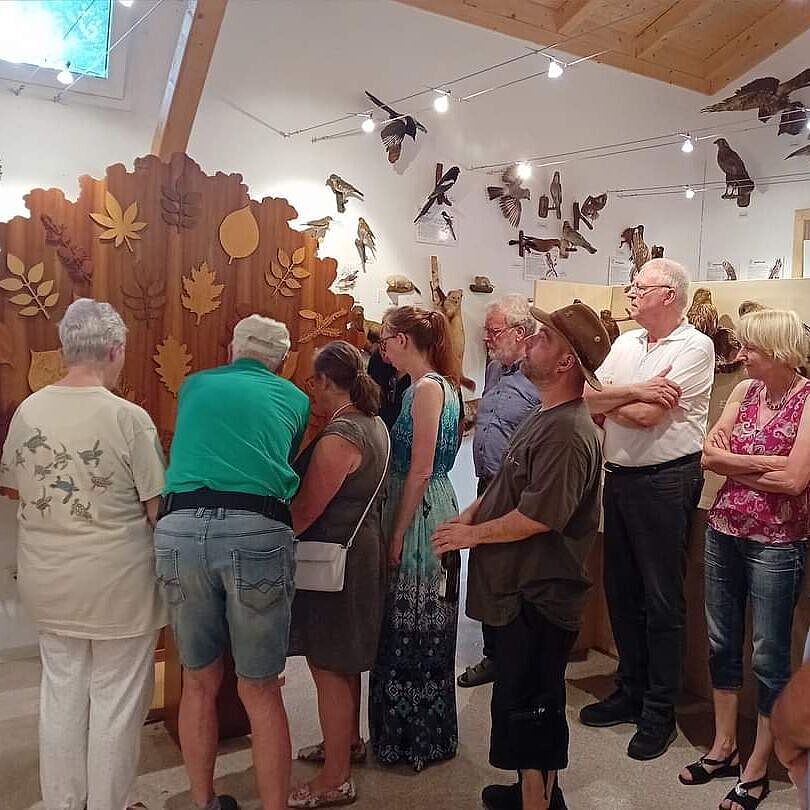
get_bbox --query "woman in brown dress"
[288,341,389,808]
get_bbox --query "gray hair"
[643,258,691,311]
[487,293,537,336]
[58,298,127,366]
[232,314,290,371]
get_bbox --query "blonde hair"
[737,309,809,370]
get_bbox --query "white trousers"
[38,631,157,810]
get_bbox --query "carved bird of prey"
[414,165,460,222]
[563,221,597,254]
[550,171,563,220]
[326,174,363,213]
[687,288,719,338]
[714,139,754,208]
[487,166,530,227]
[365,90,427,164]
[581,193,608,220]
[701,68,810,123]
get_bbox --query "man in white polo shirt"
[579,259,714,761]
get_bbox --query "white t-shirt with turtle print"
[0,385,167,639]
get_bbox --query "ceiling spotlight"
[516,162,532,180]
[57,62,74,85]
[547,60,564,79]
[433,93,450,114]
[361,116,376,134]
[119,0,135,7]
[685,187,696,199]
[681,135,695,154]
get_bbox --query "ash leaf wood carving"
[265,246,311,298]
[153,336,192,398]
[181,261,224,324]
[90,191,147,252]
[298,308,348,344]
[161,176,201,232]
[40,215,93,284]
[121,262,166,323]
[1,255,59,319]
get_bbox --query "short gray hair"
[232,314,290,371]
[643,258,691,311]
[58,298,127,365]
[488,293,536,336]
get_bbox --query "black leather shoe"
[481,781,566,810]
[214,797,240,810]
[579,689,641,727]
[627,723,677,760]
[457,656,495,687]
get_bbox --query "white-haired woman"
[0,299,166,810]
[679,310,810,810]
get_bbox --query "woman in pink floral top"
[678,310,810,810]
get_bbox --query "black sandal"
[679,749,740,785]
[720,776,770,810]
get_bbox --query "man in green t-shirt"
[433,303,610,810]
[155,315,310,810]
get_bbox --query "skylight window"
[0,1,112,80]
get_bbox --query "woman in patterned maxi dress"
[369,305,462,771]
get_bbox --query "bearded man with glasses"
[578,259,715,761]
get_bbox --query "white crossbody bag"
[295,431,390,592]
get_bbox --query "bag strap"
[344,426,391,550]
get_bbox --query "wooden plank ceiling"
[394,0,810,94]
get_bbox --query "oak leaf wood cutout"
[161,176,202,232]
[181,261,224,324]
[219,205,259,264]
[153,336,192,398]
[90,191,147,252]
[0,254,60,319]
[265,246,309,298]
[122,262,166,323]
[40,215,93,284]
[298,309,348,344]
[0,321,13,367]
[28,349,66,392]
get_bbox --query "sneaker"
[457,657,495,688]
[627,723,677,760]
[578,689,641,728]
[200,797,239,810]
[481,781,566,810]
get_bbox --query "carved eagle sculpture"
[701,69,810,123]
[687,288,742,373]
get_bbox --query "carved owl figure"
[687,288,719,338]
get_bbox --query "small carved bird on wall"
[538,195,549,218]
[509,230,562,258]
[355,217,376,272]
[550,172,562,219]
[326,174,363,213]
[302,216,333,242]
[365,90,427,164]
[414,165,460,222]
[702,69,810,123]
[786,142,810,160]
[581,193,608,221]
[386,274,421,295]
[778,102,808,136]
[487,166,530,227]
[770,258,783,279]
[722,260,737,280]
[441,211,457,240]
[620,225,649,280]
[714,138,754,207]
[563,221,597,254]
[688,289,743,373]
[687,288,719,338]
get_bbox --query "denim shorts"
[154,508,295,680]
[705,527,806,715]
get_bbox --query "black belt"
[604,451,701,476]
[160,488,291,525]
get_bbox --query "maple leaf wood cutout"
[153,336,192,397]
[90,191,148,252]
[181,262,224,324]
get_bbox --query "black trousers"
[603,459,703,727]
[477,475,497,660]
[490,602,577,771]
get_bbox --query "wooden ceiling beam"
[151,0,228,160]
[704,1,810,93]
[556,0,602,34]
[634,0,710,58]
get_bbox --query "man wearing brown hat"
[433,303,610,810]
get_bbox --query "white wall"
[1,0,809,648]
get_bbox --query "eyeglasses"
[625,283,673,298]
[484,325,515,340]
[378,333,402,353]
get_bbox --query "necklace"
[329,401,353,422]
[764,373,799,411]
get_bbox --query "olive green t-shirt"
[466,398,603,631]
[163,359,310,500]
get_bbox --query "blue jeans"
[705,527,806,715]
[154,508,295,680]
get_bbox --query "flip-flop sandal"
[679,749,740,785]
[287,779,357,808]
